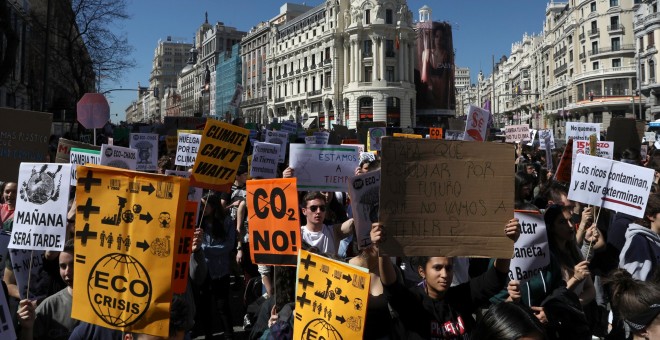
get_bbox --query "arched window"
[359,97,373,121]
[386,97,401,127]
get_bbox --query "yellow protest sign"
[294,250,370,339]
[71,164,189,337]
[190,119,249,192]
[246,178,300,266]
[393,133,423,139]
[430,127,443,140]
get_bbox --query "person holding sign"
[300,192,354,257]
[619,193,660,281]
[370,219,520,338]
[0,182,17,228]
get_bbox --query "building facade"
[635,0,660,120]
[148,36,192,122]
[216,44,242,118]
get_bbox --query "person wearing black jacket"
[370,219,520,339]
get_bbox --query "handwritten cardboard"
[289,144,360,192]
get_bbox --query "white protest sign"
[505,124,530,143]
[348,170,381,249]
[281,121,297,136]
[572,140,614,173]
[70,148,101,186]
[342,143,365,153]
[100,144,137,170]
[463,105,489,141]
[129,133,159,171]
[527,129,537,146]
[368,127,386,151]
[9,163,72,251]
[538,129,555,150]
[289,144,360,191]
[0,278,14,338]
[645,132,656,142]
[305,136,317,145]
[9,249,47,300]
[175,132,201,167]
[566,122,600,142]
[265,130,289,163]
[445,130,465,141]
[568,154,655,217]
[251,142,281,179]
[314,131,330,145]
[510,212,550,283]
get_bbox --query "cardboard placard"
[130,133,159,172]
[174,132,201,167]
[250,142,281,179]
[368,127,386,151]
[190,120,249,192]
[100,144,138,170]
[509,211,550,283]
[265,130,289,164]
[0,108,52,182]
[504,124,530,143]
[56,138,101,163]
[429,127,443,140]
[379,138,514,257]
[9,163,72,251]
[171,201,197,294]
[246,178,300,265]
[348,170,381,249]
[70,148,101,186]
[289,144,360,192]
[463,105,489,141]
[566,122,601,142]
[294,250,370,340]
[71,164,188,337]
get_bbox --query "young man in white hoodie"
[620,193,660,280]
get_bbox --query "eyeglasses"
[307,205,326,213]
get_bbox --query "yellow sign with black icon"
[71,164,189,337]
[294,250,371,339]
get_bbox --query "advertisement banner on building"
[415,21,456,115]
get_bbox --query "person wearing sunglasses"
[300,191,354,257]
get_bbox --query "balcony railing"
[588,28,600,36]
[579,52,586,59]
[588,44,635,56]
[324,59,331,64]
[555,64,568,75]
[607,24,624,33]
[275,97,284,103]
[385,51,396,58]
[579,32,585,40]
[363,52,373,58]
[308,90,322,96]
[310,64,316,70]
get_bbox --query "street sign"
[77,93,110,129]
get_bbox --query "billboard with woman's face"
[415,21,456,115]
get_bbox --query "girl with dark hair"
[619,192,660,281]
[607,269,660,339]
[472,302,546,340]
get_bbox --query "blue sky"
[107,0,548,122]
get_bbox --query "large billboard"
[415,21,456,116]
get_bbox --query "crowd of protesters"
[0,124,658,340]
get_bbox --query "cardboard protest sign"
[554,139,574,183]
[572,140,614,173]
[538,129,555,150]
[393,133,423,139]
[70,148,101,186]
[305,136,317,145]
[10,249,47,300]
[0,282,14,339]
[509,211,550,283]
[566,122,600,142]
[165,136,178,155]
[251,142,281,179]
[71,164,188,337]
[294,249,370,340]
[56,138,101,163]
[174,132,201,167]
[289,144,360,191]
[606,118,642,157]
[568,154,654,218]
[100,144,138,170]
[348,170,381,249]
[505,124,530,143]
[9,163,72,251]
[130,133,159,172]
[171,201,197,294]
[379,138,514,258]
[368,127,386,151]
[463,105,489,141]
[190,120,249,192]
[445,130,465,140]
[281,121,297,136]
[429,127,443,140]
[246,178,300,265]
[527,129,537,146]
[265,130,289,164]
[314,131,330,145]
[0,108,52,182]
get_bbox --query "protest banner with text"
[568,153,654,218]
[246,178,300,265]
[429,127,443,140]
[566,122,601,142]
[70,148,101,186]
[294,249,370,340]
[379,138,514,258]
[130,133,159,172]
[289,144,360,191]
[250,142,281,179]
[509,211,550,283]
[0,109,52,182]
[9,163,72,251]
[348,170,381,249]
[56,138,100,163]
[314,131,330,145]
[72,164,189,337]
[463,105,490,141]
[505,124,531,143]
[100,144,138,170]
[171,201,197,294]
[190,120,249,192]
[265,130,289,164]
[572,140,613,173]
[175,132,201,167]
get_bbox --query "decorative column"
[344,40,350,83]
[372,36,379,82]
[380,36,385,81]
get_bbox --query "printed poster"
[348,170,381,249]
[71,164,189,337]
[538,129,555,150]
[289,144,360,192]
[265,130,289,164]
[368,127,386,152]
[70,148,101,186]
[100,144,138,170]
[175,132,201,167]
[9,163,72,251]
[572,140,614,173]
[566,122,600,142]
[463,105,489,141]
[246,178,300,266]
[429,127,443,140]
[250,142,281,179]
[129,133,159,172]
[294,250,370,340]
[509,211,550,283]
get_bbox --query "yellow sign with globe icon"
[294,250,371,340]
[71,164,189,337]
